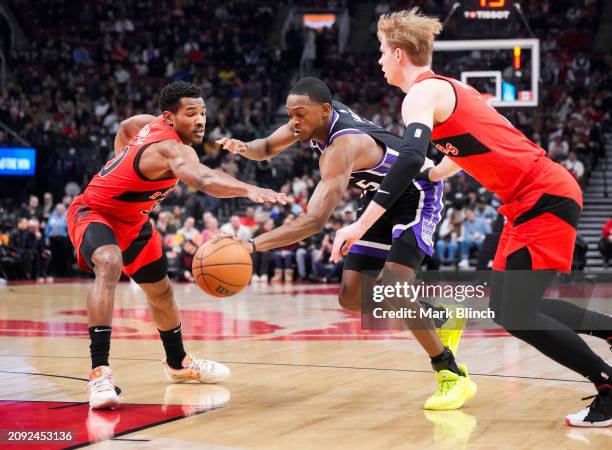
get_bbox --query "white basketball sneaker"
[565,388,612,427]
[162,354,230,384]
[88,366,120,409]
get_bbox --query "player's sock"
[89,326,112,369]
[159,323,187,370]
[430,347,463,376]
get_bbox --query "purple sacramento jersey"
[311,100,444,261]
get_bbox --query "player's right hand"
[247,187,287,205]
[216,137,247,154]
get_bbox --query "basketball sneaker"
[435,304,468,356]
[424,364,477,411]
[162,353,230,383]
[88,366,120,410]
[565,387,612,427]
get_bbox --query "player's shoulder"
[324,132,370,165]
[409,77,450,97]
[148,139,188,156]
[405,77,454,110]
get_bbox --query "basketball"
[191,237,253,297]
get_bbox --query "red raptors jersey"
[415,71,546,203]
[81,116,180,224]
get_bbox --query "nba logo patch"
[414,128,422,138]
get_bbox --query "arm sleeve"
[373,123,431,209]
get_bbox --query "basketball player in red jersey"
[332,8,612,427]
[67,81,286,409]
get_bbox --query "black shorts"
[344,182,443,273]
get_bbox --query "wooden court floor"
[0,281,610,449]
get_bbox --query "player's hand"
[420,157,435,172]
[247,186,287,205]
[330,221,368,263]
[216,137,247,155]
[237,239,255,255]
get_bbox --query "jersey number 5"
[99,147,128,177]
[354,179,380,192]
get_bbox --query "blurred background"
[0,0,610,283]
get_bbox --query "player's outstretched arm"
[216,122,297,161]
[162,142,287,204]
[249,138,354,252]
[422,156,462,182]
[114,114,157,155]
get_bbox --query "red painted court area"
[0,400,216,449]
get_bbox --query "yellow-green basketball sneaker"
[424,364,477,411]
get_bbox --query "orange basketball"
[192,237,252,297]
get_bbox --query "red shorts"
[492,158,583,273]
[67,195,166,283]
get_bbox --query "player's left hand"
[420,157,435,172]
[238,239,254,255]
[330,221,368,263]
[247,186,287,205]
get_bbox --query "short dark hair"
[158,81,203,113]
[289,77,332,104]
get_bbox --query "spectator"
[313,230,343,282]
[8,217,34,279]
[177,217,200,244]
[600,218,612,268]
[240,207,258,232]
[436,210,463,266]
[201,216,223,243]
[548,135,570,161]
[459,208,492,269]
[21,195,42,221]
[221,215,252,240]
[41,192,54,222]
[45,203,70,277]
[179,238,198,283]
[561,151,585,182]
[474,196,498,224]
[273,215,298,282]
[155,211,177,238]
[28,218,51,282]
[252,219,275,282]
[220,153,239,178]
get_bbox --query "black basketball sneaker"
[566,387,612,427]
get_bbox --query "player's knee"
[381,262,415,284]
[147,280,174,305]
[92,248,122,280]
[339,283,361,312]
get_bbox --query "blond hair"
[377,7,443,66]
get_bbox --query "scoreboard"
[464,0,512,20]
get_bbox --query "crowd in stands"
[1,0,610,282]
[318,0,610,268]
[1,0,284,196]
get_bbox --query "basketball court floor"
[1,280,610,449]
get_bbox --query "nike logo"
[377,189,390,194]
[94,328,111,333]
[174,327,181,333]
